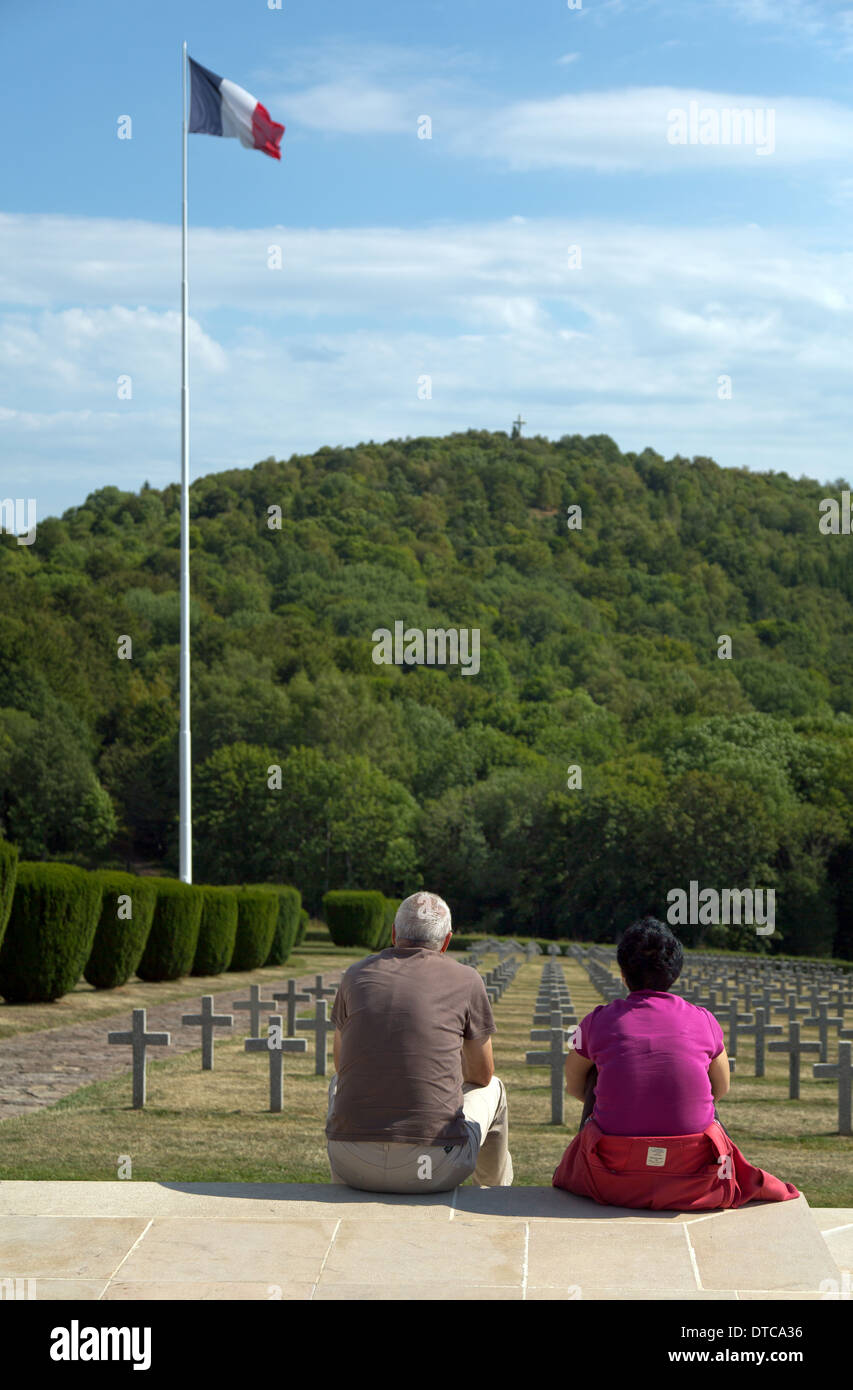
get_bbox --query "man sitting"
[554,917,799,1209]
[325,891,513,1193]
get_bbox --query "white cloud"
[0,305,226,397]
[284,80,413,135]
[250,69,853,173]
[3,210,853,514]
[657,304,782,348]
[261,38,480,138]
[452,87,853,170]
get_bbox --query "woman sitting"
[553,917,799,1210]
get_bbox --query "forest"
[2,428,853,956]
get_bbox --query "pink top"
[574,990,725,1136]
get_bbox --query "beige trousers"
[326,1073,513,1192]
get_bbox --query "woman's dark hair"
[617,916,683,991]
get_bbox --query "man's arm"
[333,1027,342,1071]
[462,1035,495,1086]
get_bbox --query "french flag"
[188,57,284,160]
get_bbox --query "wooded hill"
[2,429,853,955]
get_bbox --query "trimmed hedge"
[323,890,386,949]
[258,885,302,967]
[84,871,158,989]
[192,887,239,976]
[0,861,103,1002]
[0,837,19,952]
[136,879,204,982]
[295,908,309,947]
[230,887,279,971]
[378,897,400,950]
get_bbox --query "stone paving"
[0,1183,847,1301]
[0,970,344,1121]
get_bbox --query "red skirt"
[553,1119,799,1210]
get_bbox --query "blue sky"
[4,0,853,519]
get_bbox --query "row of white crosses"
[463,942,521,1005]
[465,937,527,965]
[675,951,852,1132]
[525,954,577,1124]
[482,958,519,1004]
[593,944,853,1135]
[107,975,338,1112]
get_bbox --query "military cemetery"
[3,5,853,1366]
[1,907,850,1306]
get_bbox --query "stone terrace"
[2,1183,850,1301]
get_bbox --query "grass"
[0,951,850,1204]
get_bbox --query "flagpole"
[179,39,192,883]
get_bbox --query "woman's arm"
[709,1047,731,1100]
[565,1047,595,1101]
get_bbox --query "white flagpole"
[179,40,192,883]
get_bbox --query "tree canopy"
[2,429,852,954]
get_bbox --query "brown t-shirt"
[326,945,497,1144]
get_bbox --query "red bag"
[552,1119,799,1210]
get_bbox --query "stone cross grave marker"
[232,984,276,1039]
[526,1012,571,1124]
[802,1003,843,1064]
[535,978,570,994]
[783,993,810,1026]
[181,995,234,1070]
[272,979,311,1036]
[536,981,571,1001]
[245,1017,307,1112]
[813,1040,853,1137]
[108,1008,170,1109]
[759,987,785,1019]
[738,1007,782,1078]
[769,1021,821,1099]
[297,998,334,1076]
[721,999,753,1058]
[533,1001,576,1026]
[304,975,337,1005]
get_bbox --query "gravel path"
[0,969,344,1121]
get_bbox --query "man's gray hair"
[395,892,452,949]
